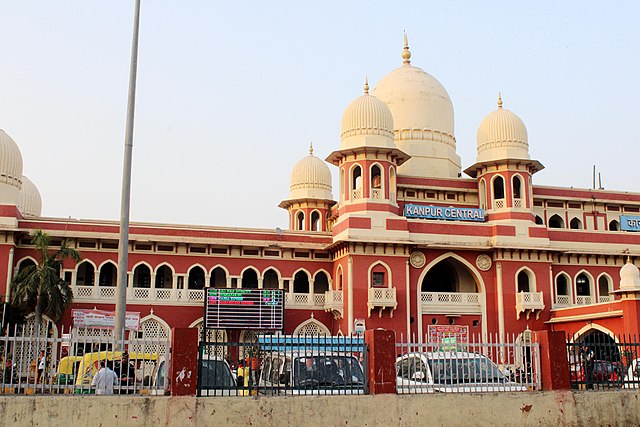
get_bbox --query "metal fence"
[395,332,540,394]
[567,333,640,390]
[197,332,368,396]
[0,323,170,395]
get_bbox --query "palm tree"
[10,230,81,331]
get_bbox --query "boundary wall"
[1,391,639,426]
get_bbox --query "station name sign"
[205,288,284,330]
[404,203,485,222]
[621,215,640,232]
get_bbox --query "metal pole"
[115,0,142,342]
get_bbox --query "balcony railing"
[284,292,325,309]
[493,198,505,210]
[554,295,571,307]
[575,295,595,306]
[513,198,523,209]
[598,295,613,303]
[420,291,482,315]
[352,188,362,200]
[324,290,344,318]
[371,188,382,199]
[368,287,397,317]
[515,291,544,319]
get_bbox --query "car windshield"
[428,356,505,384]
[200,360,235,389]
[293,356,364,387]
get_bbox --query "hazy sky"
[1,1,639,229]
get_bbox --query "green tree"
[10,230,81,331]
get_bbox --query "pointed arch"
[339,167,345,203]
[295,210,305,231]
[569,217,583,229]
[370,163,384,199]
[491,174,505,202]
[76,260,97,286]
[313,269,331,294]
[335,265,344,290]
[209,265,228,288]
[554,272,572,306]
[98,260,118,287]
[548,214,564,229]
[262,267,280,289]
[154,262,175,275]
[293,318,330,336]
[479,178,487,210]
[16,256,38,269]
[515,266,536,293]
[574,270,595,304]
[310,209,321,231]
[350,164,363,200]
[240,266,259,289]
[597,273,613,302]
[389,167,397,203]
[292,268,311,293]
[132,262,152,288]
[155,263,174,289]
[512,174,524,200]
[367,260,392,288]
[187,264,207,290]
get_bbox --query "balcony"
[324,290,343,319]
[284,292,325,309]
[575,295,595,306]
[554,295,571,308]
[598,295,613,303]
[493,198,506,210]
[515,291,545,320]
[368,287,397,318]
[420,292,482,315]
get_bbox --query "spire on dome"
[402,31,411,65]
[497,93,503,109]
[364,77,369,94]
[309,142,314,155]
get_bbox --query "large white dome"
[0,129,23,206]
[371,38,460,178]
[340,81,394,150]
[288,145,333,201]
[18,175,42,217]
[476,96,529,162]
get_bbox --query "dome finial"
[497,92,503,109]
[402,31,411,65]
[309,142,314,155]
[364,76,369,94]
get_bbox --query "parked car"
[198,357,238,396]
[259,352,365,395]
[590,360,620,383]
[396,352,527,393]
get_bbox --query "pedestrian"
[92,361,118,395]
[37,351,46,383]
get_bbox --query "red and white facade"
[1,41,640,344]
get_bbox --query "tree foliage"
[10,230,81,329]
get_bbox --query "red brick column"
[536,330,570,390]
[364,329,396,394]
[170,327,199,396]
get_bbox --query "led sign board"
[205,288,284,330]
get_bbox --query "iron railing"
[395,332,540,394]
[197,332,367,396]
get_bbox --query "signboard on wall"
[404,204,485,222]
[427,325,469,344]
[205,288,284,330]
[621,215,640,232]
[72,309,140,331]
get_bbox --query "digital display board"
[205,288,284,330]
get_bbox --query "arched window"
[548,214,565,229]
[17,258,36,272]
[133,264,151,288]
[535,215,544,225]
[609,220,620,231]
[293,271,309,293]
[76,261,95,286]
[479,179,487,210]
[310,211,320,231]
[517,270,530,293]
[598,275,612,303]
[314,271,329,294]
[570,217,582,229]
[241,268,258,289]
[293,319,330,336]
[336,266,343,290]
[339,168,345,203]
[421,258,478,293]
[575,272,592,304]
[513,175,522,199]
[351,165,362,200]
[493,175,505,200]
[555,274,571,306]
[263,268,279,289]
[296,211,305,231]
[155,264,173,289]
[99,262,117,287]
[188,266,205,290]
[370,164,382,198]
[370,263,389,288]
[210,266,227,288]
[389,167,396,203]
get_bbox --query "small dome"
[0,129,23,190]
[340,80,394,150]
[620,259,640,290]
[289,145,333,201]
[18,175,42,217]
[476,96,529,162]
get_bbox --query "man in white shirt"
[92,361,118,395]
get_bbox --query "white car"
[396,351,527,393]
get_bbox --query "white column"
[4,247,14,303]
[348,257,354,335]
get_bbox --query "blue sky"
[1,1,638,228]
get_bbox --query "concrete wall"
[1,391,639,427]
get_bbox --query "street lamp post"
[115,0,142,342]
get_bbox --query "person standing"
[92,361,118,395]
[37,351,46,383]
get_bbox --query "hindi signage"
[205,288,284,330]
[404,204,485,222]
[621,215,640,232]
[72,309,140,331]
[427,325,469,344]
